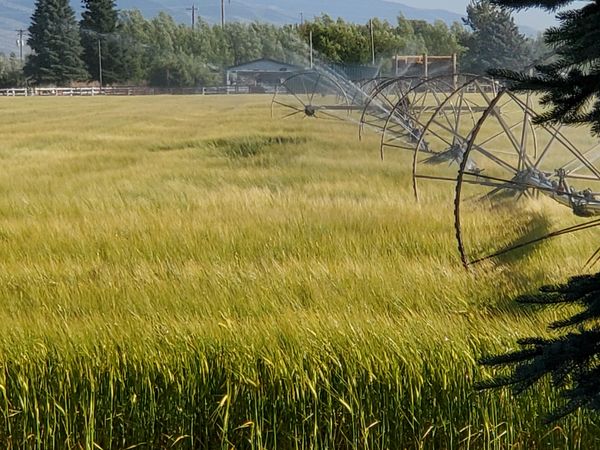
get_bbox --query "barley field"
[0,95,599,449]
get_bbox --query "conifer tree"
[25,0,88,85]
[489,0,600,135]
[80,0,127,85]
[479,274,600,421]
[479,0,600,421]
[460,0,531,74]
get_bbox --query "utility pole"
[300,12,304,26]
[369,19,375,66]
[186,4,197,29]
[309,30,313,69]
[98,39,103,90]
[16,29,25,61]
[221,0,225,28]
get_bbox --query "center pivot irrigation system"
[271,68,600,269]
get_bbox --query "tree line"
[0,0,545,88]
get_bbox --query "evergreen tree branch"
[490,0,580,11]
[480,273,600,421]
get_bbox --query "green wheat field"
[0,95,599,449]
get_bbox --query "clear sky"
[391,0,559,30]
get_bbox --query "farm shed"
[225,58,303,91]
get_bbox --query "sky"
[390,0,559,30]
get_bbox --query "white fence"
[0,88,29,96]
[0,85,264,97]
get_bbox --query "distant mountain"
[0,0,540,55]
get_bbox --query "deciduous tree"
[0,53,25,88]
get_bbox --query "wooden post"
[423,54,429,79]
[452,53,458,90]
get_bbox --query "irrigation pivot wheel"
[378,77,457,161]
[358,77,420,140]
[454,89,600,268]
[271,70,356,122]
[352,77,390,107]
[410,75,511,200]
